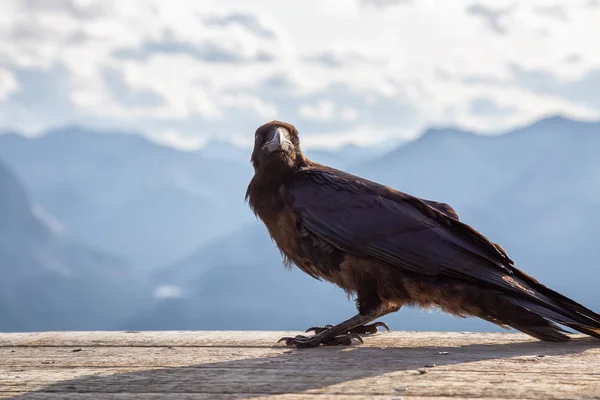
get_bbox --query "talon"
[325,336,351,346]
[305,324,333,334]
[323,333,364,346]
[347,321,390,334]
[276,334,321,348]
[348,333,364,344]
[277,335,308,346]
[372,321,390,332]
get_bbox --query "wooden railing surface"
[1,330,599,399]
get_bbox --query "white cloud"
[361,0,412,9]
[0,68,19,100]
[340,107,359,121]
[298,100,336,121]
[220,93,278,120]
[150,129,206,150]
[0,0,599,146]
[301,124,407,149]
[298,101,362,123]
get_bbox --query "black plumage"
[246,120,600,347]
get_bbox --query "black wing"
[287,168,514,284]
[285,167,600,336]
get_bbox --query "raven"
[246,120,600,348]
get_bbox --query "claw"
[305,324,333,334]
[277,335,321,348]
[348,333,365,344]
[346,333,364,344]
[348,321,391,334]
[276,332,363,348]
[372,321,390,332]
[277,335,308,346]
[323,333,364,346]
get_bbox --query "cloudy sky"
[0,0,599,149]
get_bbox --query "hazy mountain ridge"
[1,115,599,332]
[128,223,355,330]
[0,128,380,268]
[0,160,148,331]
[0,127,255,267]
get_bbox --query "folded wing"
[286,167,600,335]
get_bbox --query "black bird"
[246,120,600,348]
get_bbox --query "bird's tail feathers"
[481,296,570,341]
[511,270,600,339]
[513,268,600,326]
[482,285,600,341]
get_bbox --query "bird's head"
[251,120,306,172]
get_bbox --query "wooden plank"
[0,331,598,399]
[0,395,524,400]
[0,330,544,348]
[1,345,599,374]
[2,366,599,398]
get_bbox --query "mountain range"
[0,160,148,331]
[1,115,599,332]
[0,128,380,268]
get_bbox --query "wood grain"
[1,331,599,399]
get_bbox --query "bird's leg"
[303,284,397,337]
[278,305,393,348]
[305,321,390,335]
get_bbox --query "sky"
[0,0,599,149]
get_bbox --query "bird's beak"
[262,127,294,155]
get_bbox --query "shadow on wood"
[3,332,599,399]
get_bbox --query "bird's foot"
[305,321,390,335]
[278,308,392,349]
[277,333,363,348]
